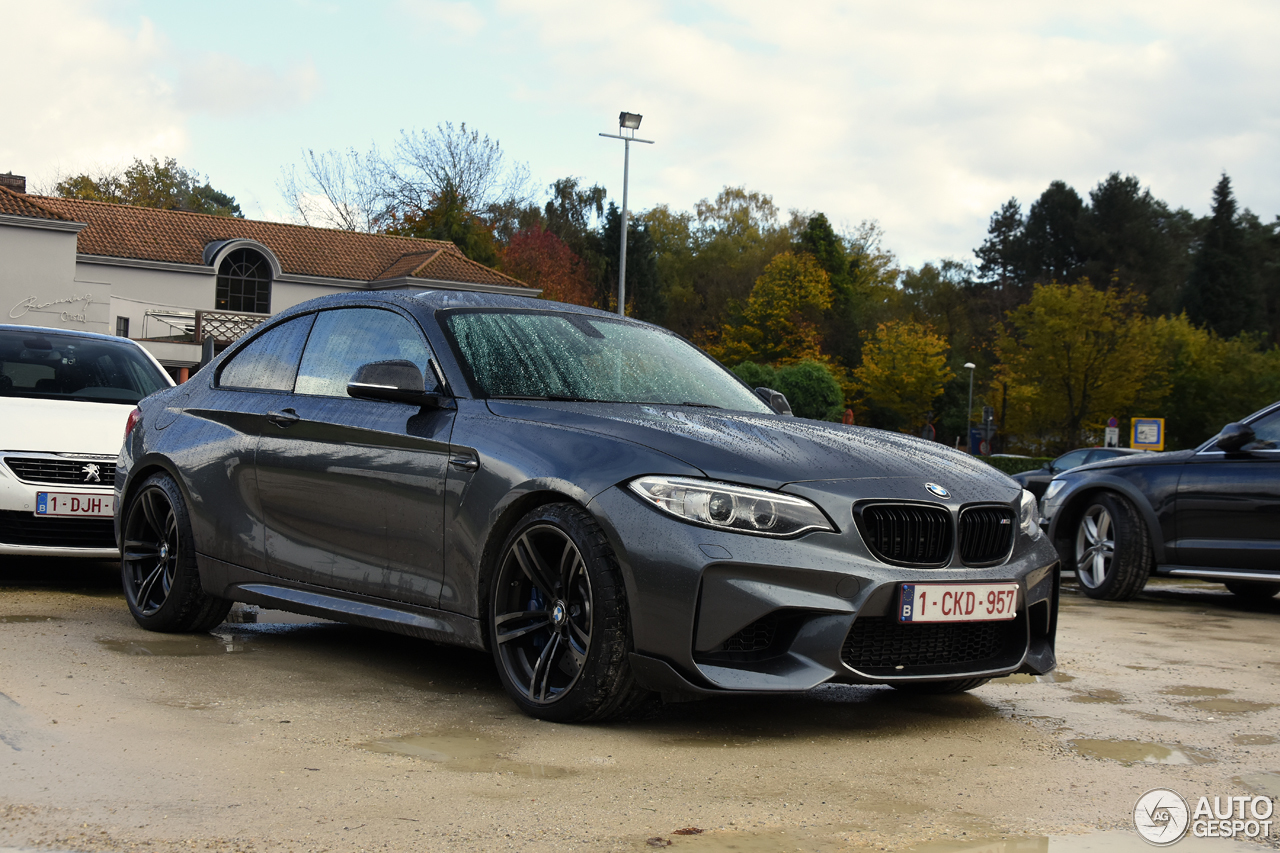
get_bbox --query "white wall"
[0,223,109,334]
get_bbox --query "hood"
[487,400,1017,495]
[0,397,133,455]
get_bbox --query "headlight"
[1042,479,1065,504]
[628,476,834,538]
[1019,488,1041,537]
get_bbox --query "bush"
[983,456,1053,476]
[732,360,843,421]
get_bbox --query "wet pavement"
[1,559,1277,852]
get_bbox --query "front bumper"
[0,452,119,558]
[589,485,1060,697]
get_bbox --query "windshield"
[0,329,170,404]
[442,309,772,413]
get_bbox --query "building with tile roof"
[0,175,536,377]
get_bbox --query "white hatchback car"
[1,324,173,558]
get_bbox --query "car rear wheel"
[489,503,648,722]
[1224,580,1280,600]
[1073,492,1151,601]
[891,678,990,694]
[121,473,231,632]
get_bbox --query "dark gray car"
[115,290,1060,721]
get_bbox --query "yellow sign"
[1131,418,1165,451]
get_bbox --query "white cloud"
[176,54,321,118]
[492,0,1280,264]
[398,0,486,36]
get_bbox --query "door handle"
[266,408,301,428]
[449,453,479,472]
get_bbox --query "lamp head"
[619,111,643,130]
[963,362,976,370]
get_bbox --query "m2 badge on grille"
[900,582,1018,623]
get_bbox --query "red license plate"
[899,582,1018,623]
[36,491,115,518]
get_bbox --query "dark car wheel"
[891,678,990,694]
[121,473,231,633]
[1073,492,1151,601]
[489,503,648,722]
[1224,580,1280,600]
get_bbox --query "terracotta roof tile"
[0,187,71,221]
[24,195,531,290]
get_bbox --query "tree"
[55,157,242,217]
[279,146,388,232]
[710,251,833,366]
[1183,174,1258,338]
[599,203,663,321]
[500,225,595,306]
[975,198,1025,293]
[382,180,500,266]
[1021,180,1085,285]
[853,320,954,433]
[995,282,1168,452]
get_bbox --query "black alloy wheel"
[121,474,230,632]
[490,503,647,722]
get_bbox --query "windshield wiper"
[676,401,722,409]
[490,394,610,403]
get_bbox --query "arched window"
[216,248,272,314]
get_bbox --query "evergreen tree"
[1021,181,1085,285]
[600,203,664,322]
[1183,174,1257,337]
[975,198,1025,289]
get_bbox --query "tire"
[891,678,990,695]
[1224,580,1280,600]
[488,503,649,722]
[121,474,231,633]
[1072,492,1152,601]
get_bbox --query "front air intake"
[856,504,952,566]
[958,505,1016,565]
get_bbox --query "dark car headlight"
[628,476,835,538]
[1020,488,1041,538]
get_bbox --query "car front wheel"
[489,503,648,722]
[1073,492,1151,601]
[121,473,231,632]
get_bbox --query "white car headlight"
[1019,488,1042,538]
[629,476,834,538]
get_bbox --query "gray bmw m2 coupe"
[115,290,1059,721]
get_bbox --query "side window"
[1052,450,1090,472]
[218,314,315,391]
[1247,409,1280,449]
[295,308,434,398]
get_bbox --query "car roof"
[0,323,148,346]
[275,288,646,324]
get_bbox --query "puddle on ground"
[1121,711,1179,722]
[1160,686,1232,698]
[1123,665,1158,671]
[224,607,334,626]
[1186,698,1273,714]
[1000,672,1075,684]
[1231,733,1276,745]
[1069,739,1215,765]
[637,824,864,852]
[0,615,63,623]
[97,632,252,656]
[906,830,1260,853]
[1069,689,1126,705]
[360,730,572,778]
[1236,772,1280,798]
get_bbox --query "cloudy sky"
[3,0,1278,266]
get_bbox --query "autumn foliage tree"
[853,321,954,433]
[500,225,595,306]
[55,157,242,217]
[710,251,833,366]
[994,282,1168,451]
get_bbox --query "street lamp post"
[964,362,976,452]
[599,112,654,316]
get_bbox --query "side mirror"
[1041,462,1053,472]
[347,360,440,406]
[1214,421,1255,453]
[755,387,793,417]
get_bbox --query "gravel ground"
[1,558,1277,853]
